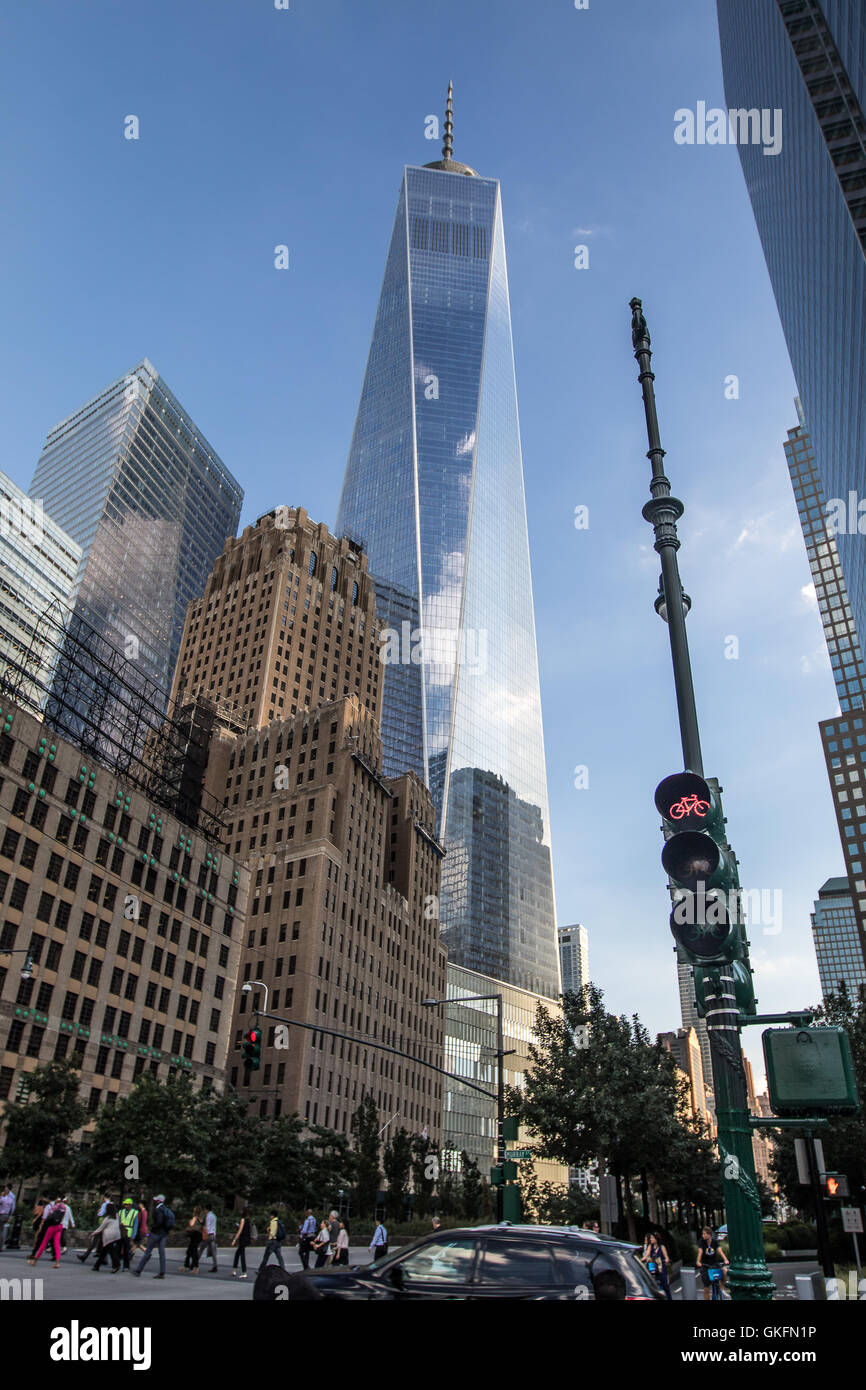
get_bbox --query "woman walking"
[312,1218,331,1268]
[29,1197,47,1259]
[28,1198,67,1268]
[91,1204,122,1273]
[182,1206,204,1273]
[333,1220,350,1267]
[231,1206,252,1278]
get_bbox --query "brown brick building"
[173,508,448,1137]
[0,701,249,1115]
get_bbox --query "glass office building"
[558,923,589,997]
[29,360,243,719]
[336,106,559,997]
[0,468,81,710]
[716,0,866,640]
[811,876,866,1001]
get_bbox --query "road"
[0,1244,376,1301]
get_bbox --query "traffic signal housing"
[242,1027,262,1071]
[654,772,742,967]
[822,1173,849,1199]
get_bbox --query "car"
[252,1222,666,1301]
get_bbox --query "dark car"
[252,1222,665,1301]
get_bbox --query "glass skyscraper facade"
[716,0,866,640]
[0,467,81,710]
[336,119,559,997]
[811,876,866,1000]
[29,360,243,715]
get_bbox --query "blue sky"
[0,1,841,1086]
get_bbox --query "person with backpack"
[28,1196,67,1268]
[118,1198,138,1270]
[132,1194,175,1279]
[258,1209,286,1270]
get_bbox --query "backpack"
[162,1206,176,1231]
[45,1203,66,1227]
[275,1218,286,1241]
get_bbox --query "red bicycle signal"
[669,793,710,821]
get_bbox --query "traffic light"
[823,1173,849,1199]
[242,1027,262,1071]
[654,772,742,966]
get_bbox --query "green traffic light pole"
[631,298,775,1301]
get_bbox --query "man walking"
[118,1198,138,1270]
[132,1195,175,1279]
[0,1186,15,1251]
[259,1210,286,1271]
[369,1220,388,1260]
[298,1209,316,1270]
[200,1201,218,1271]
[328,1209,340,1261]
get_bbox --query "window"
[396,1238,478,1285]
[476,1240,559,1288]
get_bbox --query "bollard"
[795,1271,825,1300]
[680,1267,699,1300]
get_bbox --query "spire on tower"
[442,80,454,162]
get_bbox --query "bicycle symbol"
[669,793,709,821]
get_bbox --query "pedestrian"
[231,1206,252,1278]
[640,1230,673,1301]
[58,1195,75,1254]
[182,1206,204,1273]
[369,1219,388,1260]
[199,1201,218,1271]
[333,1220,350,1267]
[77,1194,110,1263]
[298,1208,317,1270]
[134,1198,149,1254]
[28,1197,67,1268]
[132,1194,175,1279]
[118,1198,138,1270]
[30,1197,47,1258]
[431,1216,441,1232]
[0,1186,15,1250]
[582,1220,600,1233]
[312,1218,331,1268]
[328,1209,340,1260]
[259,1209,286,1271]
[91,1204,122,1273]
[696,1226,729,1300]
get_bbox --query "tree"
[410,1132,439,1218]
[382,1126,412,1219]
[350,1094,380,1215]
[304,1124,356,1209]
[196,1085,263,1207]
[255,1113,310,1207]
[0,1060,86,1186]
[80,1074,204,1202]
[460,1153,483,1222]
[508,985,700,1240]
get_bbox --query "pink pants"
[34,1226,62,1261]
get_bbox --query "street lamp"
[241,979,269,1014]
[654,572,691,624]
[422,992,512,1221]
[1,949,35,980]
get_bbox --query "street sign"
[763,1027,860,1115]
[505,1149,532,1161]
[842,1207,863,1234]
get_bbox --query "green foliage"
[459,1152,484,1222]
[410,1132,438,1218]
[0,1060,86,1184]
[382,1126,413,1219]
[303,1124,356,1207]
[509,985,720,1238]
[350,1094,380,1216]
